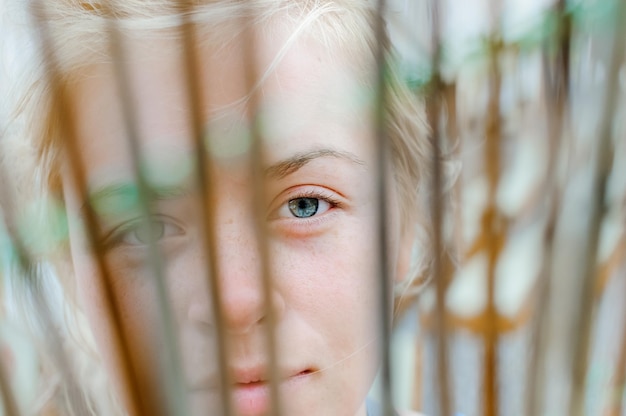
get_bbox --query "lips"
[231,366,269,385]
[188,366,316,416]
[190,366,316,391]
[228,367,315,416]
[231,366,315,384]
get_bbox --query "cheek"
[272,226,382,412]
[273,220,381,337]
[68,225,170,411]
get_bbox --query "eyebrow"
[80,181,192,221]
[265,148,365,179]
[79,148,363,218]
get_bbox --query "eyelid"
[103,216,184,248]
[269,186,343,221]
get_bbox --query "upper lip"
[231,366,268,384]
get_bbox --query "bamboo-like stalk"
[372,1,395,415]
[28,3,145,415]
[240,4,283,416]
[427,0,453,414]
[483,37,503,416]
[568,2,626,414]
[176,3,235,416]
[100,6,191,415]
[525,1,571,414]
[479,7,507,416]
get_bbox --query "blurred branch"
[29,3,145,414]
[177,2,234,415]
[526,0,571,414]
[426,0,453,414]
[568,0,626,414]
[482,34,505,416]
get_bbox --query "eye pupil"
[288,198,319,218]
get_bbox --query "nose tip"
[186,225,285,334]
[222,280,266,333]
[188,274,285,335]
[220,260,287,335]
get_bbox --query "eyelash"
[275,188,343,222]
[101,188,342,248]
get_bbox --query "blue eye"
[274,190,337,220]
[288,197,320,218]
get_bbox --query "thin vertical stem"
[29,3,145,415]
[483,36,504,416]
[101,7,190,415]
[240,5,282,416]
[177,4,234,416]
[568,2,626,415]
[608,293,626,416]
[482,4,506,412]
[373,1,394,415]
[526,2,571,415]
[427,0,452,415]
[556,0,571,101]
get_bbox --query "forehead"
[67,25,376,182]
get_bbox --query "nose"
[187,216,284,335]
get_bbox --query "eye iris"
[288,198,319,218]
[135,221,165,243]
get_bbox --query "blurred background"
[377,0,626,415]
[1,0,625,415]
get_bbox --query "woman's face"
[62,26,407,416]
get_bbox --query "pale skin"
[61,23,417,416]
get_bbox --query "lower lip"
[231,370,313,416]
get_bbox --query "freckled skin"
[63,25,409,416]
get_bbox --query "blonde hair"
[2,1,432,414]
